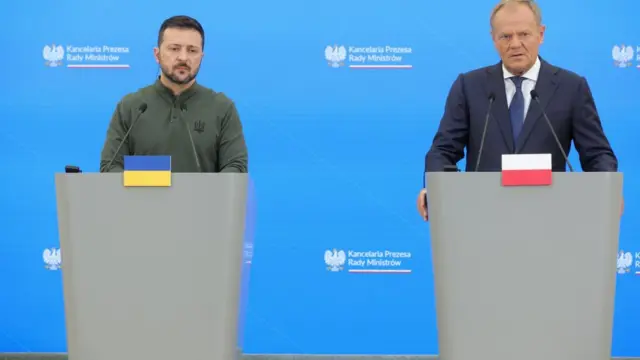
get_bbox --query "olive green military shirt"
[99,79,248,173]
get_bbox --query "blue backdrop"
[1,0,638,356]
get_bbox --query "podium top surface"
[55,172,249,178]
[426,171,622,190]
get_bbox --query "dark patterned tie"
[509,76,525,141]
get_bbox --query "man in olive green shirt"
[100,15,248,173]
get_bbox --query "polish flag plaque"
[501,153,552,186]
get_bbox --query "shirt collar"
[503,56,541,81]
[153,77,200,105]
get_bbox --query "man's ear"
[539,25,546,44]
[153,47,160,64]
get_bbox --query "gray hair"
[490,0,542,28]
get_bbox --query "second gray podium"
[426,171,622,360]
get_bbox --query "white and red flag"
[501,153,552,186]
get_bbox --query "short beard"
[160,64,199,85]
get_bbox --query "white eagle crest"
[616,251,632,274]
[324,249,346,271]
[612,45,633,68]
[43,247,62,270]
[43,43,64,67]
[325,45,347,68]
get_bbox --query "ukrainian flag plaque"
[123,155,171,187]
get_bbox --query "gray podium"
[54,173,249,360]
[426,172,623,360]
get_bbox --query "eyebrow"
[166,43,201,48]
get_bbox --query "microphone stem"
[475,97,494,171]
[534,97,574,172]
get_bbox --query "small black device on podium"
[65,165,82,173]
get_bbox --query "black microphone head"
[138,103,148,113]
[488,92,496,101]
[530,89,539,100]
[180,103,187,112]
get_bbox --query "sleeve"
[99,101,130,172]
[218,102,248,173]
[571,76,618,172]
[424,73,469,173]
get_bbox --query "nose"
[176,49,188,61]
[508,38,523,49]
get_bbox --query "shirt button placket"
[171,106,178,123]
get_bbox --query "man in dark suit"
[416,0,619,220]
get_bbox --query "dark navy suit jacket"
[425,59,618,172]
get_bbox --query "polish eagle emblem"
[43,43,64,67]
[43,247,62,270]
[324,249,346,271]
[616,250,632,274]
[612,45,633,68]
[325,45,347,68]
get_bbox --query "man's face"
[491,3,545,75]
[154,28,204,85]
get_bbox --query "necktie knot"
[511,76,524,89]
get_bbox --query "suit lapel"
[515,60,559,152]
[486,63,514,152]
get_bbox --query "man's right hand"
[416,189,428,221]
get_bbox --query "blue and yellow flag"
[123,155,171,187]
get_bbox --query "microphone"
[529,90,574,172]
[180,103,202,172]
[104,103,148,172]
[474,92,496,171]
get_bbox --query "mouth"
[175,66,190,71]
[510,53,525,59]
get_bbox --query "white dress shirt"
[503,56,541,122]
